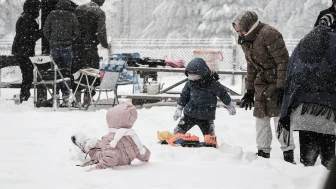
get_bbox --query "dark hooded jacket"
[178,58,232,120]
[74,0,108,49]
[43,0,80,49]
[12,0,41,57]
[314,5,336,27]
[277,25,336,142]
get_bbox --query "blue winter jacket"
[178,58,231,120]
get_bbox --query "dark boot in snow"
[256,150,270,158]
[71,134,88,153]
[284,150,296,164]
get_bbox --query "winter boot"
[71,132,99,154]
[82,93,91,107]
[284,150,296,164]
[256,150,270,158]
[75,92,82,103]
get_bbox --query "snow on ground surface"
[0,84,331,189]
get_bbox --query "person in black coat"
[324,161,336,189]
[172,58,236,136]
[278,13,336,170]
[12,0,42,103]
[314,0,336,27]
[43,0,79,105]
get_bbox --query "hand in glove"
[173,105,184,121]
[241,89,254,110]
[276,88,285,106]
[226,103,236,115]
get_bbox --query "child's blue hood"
[185,58,211,78]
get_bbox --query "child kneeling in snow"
[71,103,150,171]
[173,58,236,136]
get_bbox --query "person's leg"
[173,115,197,135]
[59,46,72,101]
[299,130,319,166]
[256,116,272,157]
[273,116,296,163]
[198,119,215,136]
[82,49,99,105]
[17,56,33,101]
[50,48,62,96]
[319,133,335,169]
[273,116,295,151]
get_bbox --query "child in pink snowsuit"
[71,104,151,171]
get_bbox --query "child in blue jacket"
[173,58,236,135]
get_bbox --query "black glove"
[276,88,285,106]
[210,71,220,81]
[241,89,254,110]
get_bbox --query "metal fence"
[0,37,300,81]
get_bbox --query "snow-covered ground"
[0,84,331,189]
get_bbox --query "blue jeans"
[50,46,72,99]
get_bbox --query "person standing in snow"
[278,13,336,170]
[43,0,80,107]
[72,0,111,106]
[172,58,236,136]
[71,103,150,171]
[232,10,295,164]
[314,0,336,27]
[324,158,336,188]
[12,0,42,103]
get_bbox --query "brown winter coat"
[240,23,289,118]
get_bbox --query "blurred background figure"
[11,0,42,103]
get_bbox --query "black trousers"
[299,130,335,169]
[17,56,33,100]
[72,46,100,96]
[174,115,215,135]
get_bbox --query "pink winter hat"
[106,103,138,129]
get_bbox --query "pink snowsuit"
[84,104,150,169]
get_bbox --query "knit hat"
[232,10,259,32]
[319,13,336,28]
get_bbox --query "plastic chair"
[29,56,72,110]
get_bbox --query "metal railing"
[0,38,300,96]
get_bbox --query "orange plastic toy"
[166,133,185,146]
[180,133,200,147]
[203,135,217,148]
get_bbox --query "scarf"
[109,128,146,155]
[277,25,336,144]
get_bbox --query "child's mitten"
[173,105,184,121]
[226,103,236,115]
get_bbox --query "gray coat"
[291,104,336,135]
[74,1,108,49]
[178,58,231,121]
[43,0,80,49]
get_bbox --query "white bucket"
[192,50,224,71]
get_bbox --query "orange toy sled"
[158,131,217,148]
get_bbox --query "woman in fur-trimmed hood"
[232,10,295,163]
[278,13,336,170]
